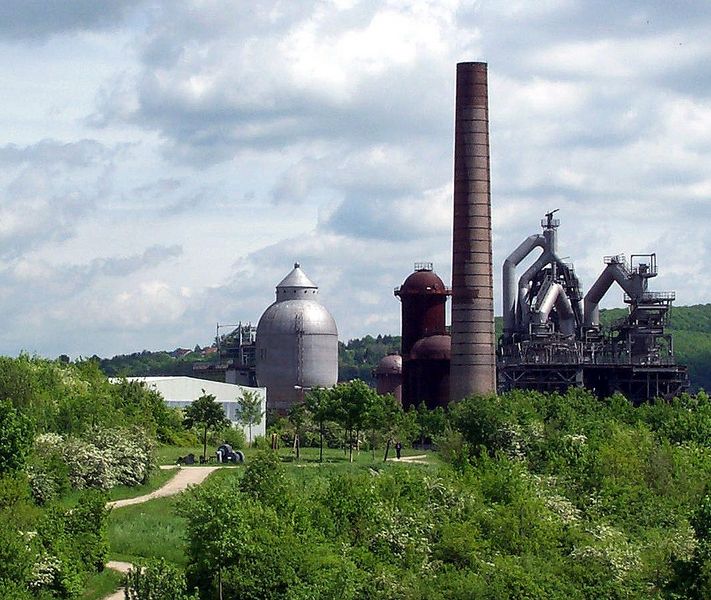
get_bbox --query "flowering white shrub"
[494,420,544,460]
[571,524,642,581]
[62,436,112,489]
[31,427,155,490]
[27,465,59,504]
[91,426,155,487]
[28,553,62,591]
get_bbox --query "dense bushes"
[0,399,34,475]
[0,355,171,598]
[0,475,109,600]
[28,427,155,501]
[124,559,198,600]
[0,355,185,443]
[176,388,711,599]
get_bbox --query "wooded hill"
[97,304,711,392]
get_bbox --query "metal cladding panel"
[450,61,497,401]
[256,299,338,413]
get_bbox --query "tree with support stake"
[183,390,231,462]
[304,387,332,462]
[235,389,264,447]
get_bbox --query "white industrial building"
[125,376,267,440]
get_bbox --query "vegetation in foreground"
[0,355,195,599]
[3,353,711,599]
[120,388,711,599]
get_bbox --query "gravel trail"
[103,466,221,598]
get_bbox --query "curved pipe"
[535,282,576,336]
[584,263,646,327]
[517,251,550,328]
[517,251,571,329]
[503,235,545,333]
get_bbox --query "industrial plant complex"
[200,62,688,413]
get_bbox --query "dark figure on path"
[395,441,402,460]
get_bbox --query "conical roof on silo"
[275,262,319,301]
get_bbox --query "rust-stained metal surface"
[410,334,451,361]
[450,61,497,400]
[375,353,403,404]
[394,265,450,359]
[406,335,451,410]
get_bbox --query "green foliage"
[338,335,401,385]
[238,451,290,511]
[167,381,711,599]
[63,491,110,572]
[0,356,185,444]
[234,389,264,446]
[31,427,154,492]
[327,379,387,461]
[0,398,34,475]
[219,425,247,450]
[124,559,198,600]
[0,471,109,600]
[98,350,199,378]
[182,391,231,461]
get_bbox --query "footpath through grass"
[108,450,440,569]
[157,443,438,466]
[80,569,123,600]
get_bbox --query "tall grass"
[108,496,187,565]
[80,569,123,600]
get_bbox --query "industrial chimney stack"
[450,61,497,401]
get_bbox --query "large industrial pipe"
[450,61,497,401]
[534,282,576,336]
[503,234,545,334]
[584,262,646,327]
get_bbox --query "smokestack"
[450,61,497,400]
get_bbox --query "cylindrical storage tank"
[405,335,451,410]
[375,353,402,404]
[256,263,338,413]
[395,264,450,358]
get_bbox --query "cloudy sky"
[1,0,710,358]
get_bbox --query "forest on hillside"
[97,304,711,392]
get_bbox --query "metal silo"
[375,353,403,405]
[255,263,338,413]
[394,263,451,408]
[406,335,451,410]
[394,263,450,358]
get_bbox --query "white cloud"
[0,0,710,358]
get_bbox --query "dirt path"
[107,466,219,509]
[104,466,220,598]
[388,454,429,464]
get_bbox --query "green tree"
[329,380,381,462]
[304,388,332,462]
[125,559,198,600]
[287,402,309,460]
[235,390,264,446]
[415,403,447,450]
[183,391,231,461]
[0,399,34,475]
